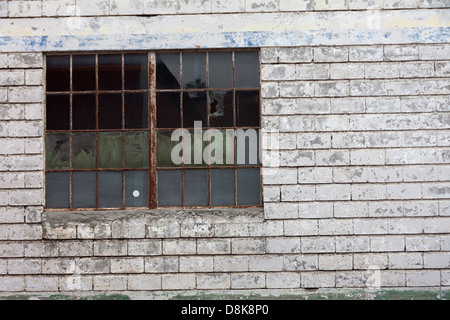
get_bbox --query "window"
[45,50,261,210]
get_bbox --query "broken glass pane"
[98,132,122,169]
[210,169,234,206]
[46,133,70,170]
[98,54,122,90]
[156,53,180,90]
[98,171,122,208]
[156,92,181,128]
[72,172,96,208]
[99,93,122,129]
[125,54,148,90]
[208,91,233,128]
[125,92,148,129]
[157,170,181,207]
[183,91,207,128]
[46,94,70,130]
[73,55,96,91]
[124,132,149,168]
[183,170,208,207]
[46,56,70,92]
[209,52,233,89]
[125,170,148,208]
[45,172,70,208]
[73,94,96,130]
[235,51,260,88]
[72,132,96,169]
[182,52,206,89]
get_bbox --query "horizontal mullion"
[156,87,260,92]
[46,89,149,94]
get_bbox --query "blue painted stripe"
[0,28,449,52]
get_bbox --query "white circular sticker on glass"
[133,190,140,198]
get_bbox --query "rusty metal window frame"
[44,49,262,211]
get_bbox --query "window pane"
[124,54,148,90]
[157,170,181,207]
[209,91,233,128]
[98,132,122,169]
[210,169,234,206]
[182,52,206,89]
[125,92,148,129]
[72,172,96,208]
[235,51,260,88]
[157,131,181,168]
[46,94,70,130]
[98,171,122,208]
[72,132,96,169]
[99,93,122,129]
[124,132,149,168]
[98,54,122,90]
[236,168,261,206]
[208,129,235,167]
[183,170,208,207]
[46,133,70,170]
[156,53,180,90]
[236,129,260,166]
[183,91,207,128]
[46,56,70,92]
[156,92,181,128]
[184,130,208,168]
[236,90,260,127]
[72,55,96,91]
[125,170,148,208]
[73,94,96,130]
[209,52,232,89]
[46,172,70,208]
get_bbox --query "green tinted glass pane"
[184,130,208,168]
[156,131,181,168]
[46,133,70,170]
[98,132,122,168]
[207,130,235,167]
[72,132,96,169]
[124,132,149,168]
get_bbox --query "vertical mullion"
[149,52,157,209]
[232,51,237,207]
[121,54,125,209]
[180,52,184,208]
[206,52,211,207]
[69,55,73,209]
[258,50,263,207]
[95,54,99,209]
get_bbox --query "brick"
[231,273,265,289]
[423,217,450,233]
[0,1,7,17]
[351,149,385,165]
[419,44,450,60]
[330,63,364,79]
[316,150,349,166]
[419,80,450,95]
[364,63,400,79]
[59,275,93,291]
[319,254,353,270]
[278,47,313,63]
[25,69,43,85]
[316,115,350,131]
[111,219,146,239]
[370,236,405,252]
[400,62,435,78]
[284,219,318,236]
[144,0,179,14]
[384,45,419,61]
[283,254,318,271]
[406,236,441,252]
[232,238,265,254]
[260,48,278,63]
[24,241,58,257]
[110,0,144,15]
[441,271,450,286]
[8,224,42,240]
[8,53,42,69]
[315,81,349,97]
[279,115,314,132]
[0,89,7,103]
[93,240,127,256]
[214,223,249,237]
[369,202,403,217]
[349,46,384,62]
[350,114,385,131]
[301,237,335,253]
[280,0,314,11]
[59,241,93,257]
[0,70,25,86]
[336,236,370,253]
[261,65,295,81]
[264,202,299,219]
[368,167,402,183]
[336,271,369,288]
[296,64,329,80]
[441,201,450,216]
[163,239,196,255]
[77,258,110,274]
[350,80,385,96]
[281,185,315,201]
[299,202,333,219]
[8,259,41,275]
[197,239,231,255]
[280,150,314,166]
[42,0,76,17]
[180,221,214,237]
[352,184,386,200]
[0,206,24,223]
[214,256,248,272]
[314,0,347,10]
[380,270,406,287]
[266,272,300,288]
[366,97,400,113]
[353,219,388,235]
[401,97,436,113]
[314,47,348,62]
[389,253,423,269]
[331,98,365,114]
[404,165,438,182]
[424,253,450,268]
[263,186,280,202]
[180,256,214,272]
[295,98,330,114]
[77,0,110,16]
[388,219,423,234]
[146,219,180,238]
[406,270,440,287]
[8,86,43,103]
[319,219,353,235]
[423,183,450,199]
[249,221,284,237]
[145,257,178,273]
[0,242,24,257]
[333,167,368,183]
[280,81,314,97]
[42,258,76,275]
[316,184,351,201]
[162,274,196,290]
[77,222,112,239]
[8,1,42,17]
[297,133,332,149]
[353,253,388,270]
[266,237,301,253]
[436,62,450,77]
[301,272,335,288]
[197,273,230,289]
[249,256,283,271]
[0,276,25,291]
[93,275,127,291]
[334,202,368,218]
[298,167,333,184]
[261,82,279,98]
[0,105,25,120]
[25,276,59,292]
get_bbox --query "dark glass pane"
[46,133,70,170]
[184,130,208,168]
[98,54,122,90]
[99,93,122,129]
[156,92,181,128]
[182,52,206,89]
[72,132,96,169]
[183,91,207,128]
[124,132,149,168]
[46,94,70,130]
[210,169,234,206]
[236,129,260,166]
[124,54,148,90]
[125,170,148,208]
[98,171,122,208]
[46,56,70,92]
[209,52,233,89]
[157,131,181,168]
[156,53,180,90]
[157,170,181,207]
[236,168,261,206]
[73,94,96,130]
[183,170,208,207]
[46,172,70,208]
[98,132,122,169]
[209,91,233,127]
[72,172,96,208]
[125,92,148,129]
[207,129,235,167]
[236,90,260,127]
[72,55,96,91]
[235,51,260,88]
